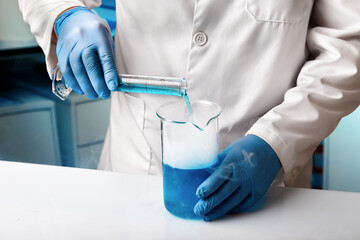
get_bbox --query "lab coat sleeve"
[18,0,102,75]
[246,0,360,187]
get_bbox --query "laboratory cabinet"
[0,0,110,169]
[0,89,61,165]
[3,52,111,169]
[55,93,110,169]
[16,80,111,169]
[324,106,360,192]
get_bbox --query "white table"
[0,160,359,240]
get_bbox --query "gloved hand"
[194,134,282,221]
[55,7,118,99]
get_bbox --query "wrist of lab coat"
[52,6,81,43]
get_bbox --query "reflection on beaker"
[157,100,221,219]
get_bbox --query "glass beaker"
[156,100,221,219]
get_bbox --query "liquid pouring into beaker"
[53,63,218,219]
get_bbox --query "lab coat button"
[193,32,207,46]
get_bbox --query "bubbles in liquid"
[162,124,218,169]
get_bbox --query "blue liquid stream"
[163,163,217,219]
[120,85,193,117]
[182,94,193,119]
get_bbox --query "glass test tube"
[51,64,187,100]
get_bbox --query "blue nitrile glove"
[55,7,118,99]
[194,134,282,221]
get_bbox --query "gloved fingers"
[218,144,232,162]
[56,41,84,95]
[203,183,251,222]
[228,193,256,214]
[57,56,84,95]
[97,36,118,91]
[196,158,234,199]
[69,45,98,99]
[194,177,241,216]
[82,45,110,99]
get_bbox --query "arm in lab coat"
[18,0,101,75]
[247,0,360,187]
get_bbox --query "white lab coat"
[19,0,360,187]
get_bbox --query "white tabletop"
[0,160,359,240]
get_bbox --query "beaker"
[157,100,221,219]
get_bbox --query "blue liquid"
[182,94,193,120]
[163,163,216,219]
[118,85,186,96]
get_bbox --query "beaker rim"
[156,100,222,131]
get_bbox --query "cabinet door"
[0,110,60,165]
[76,99,110,146]
[324,107,360,192]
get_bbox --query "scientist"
[19,0,360,221]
